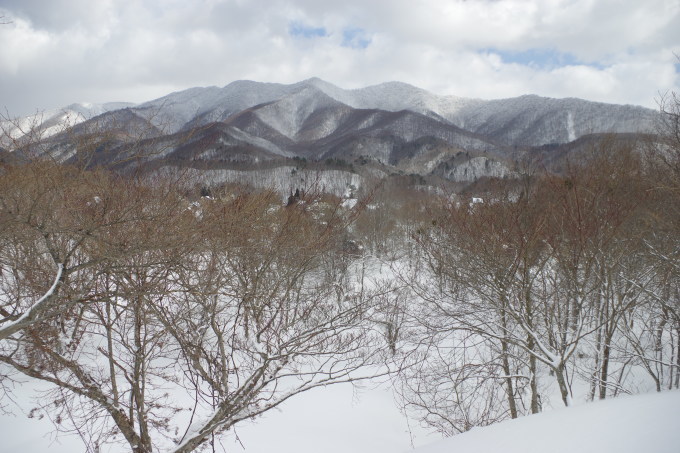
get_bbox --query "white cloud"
[0,0,678,117]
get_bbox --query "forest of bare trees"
[0,162,395,452]
[394,142,679,433]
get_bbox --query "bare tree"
[0,162,141,340]
[156,191,388,453]
[0,170,389,452]
[402,140,653,437]
[621,89,680,392]
[0,163,193,450]
[397,180,542,433]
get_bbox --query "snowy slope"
[136,80,305,133]
[303,78,473,121]
[412,390,680,453]
[252,86,349,140]
[0,379,440,453]
[306,80,656,145]
[2,382,676,452]
[0,102,134,146]
[453,94,656,146]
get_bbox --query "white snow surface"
[412,390,680,453]
[567,111,576,142]
[0,379,439,453]
[2,383,677,452]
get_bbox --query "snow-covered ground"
[413,390,680,453]
[0,379,439,453]
[2,382,677,452]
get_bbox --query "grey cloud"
[0,0,678,117]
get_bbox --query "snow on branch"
[0,263,64,340]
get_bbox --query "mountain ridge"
[3,78,657,146]
[1,78,659,193]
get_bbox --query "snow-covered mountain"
[126,77,655,146]
[0,102,134,147]
[451,94,655,146]
[4,78,658,187]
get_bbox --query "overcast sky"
[1,0,679,117]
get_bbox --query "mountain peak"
[365,80,424,91]
[300,76,326,85]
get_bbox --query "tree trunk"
[521,313,540,413]
[554,363,572,407]
[523,294,540,414]
[598,328,613,400]
[529,353,540,413]
[499,306,518,419]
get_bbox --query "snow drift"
[412,390,680,453]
